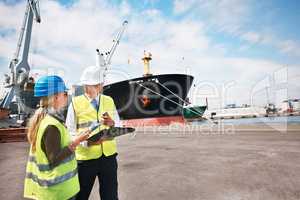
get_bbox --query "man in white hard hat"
[66,66,120,200]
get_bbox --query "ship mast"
[142,51,152,77]
[1,0,41,113]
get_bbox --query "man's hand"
[102,112,115,127]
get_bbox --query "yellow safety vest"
[72,94,117,160]
[24,114,79,200]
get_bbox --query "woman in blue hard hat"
[24,75,90,200]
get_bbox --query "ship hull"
[103,74,194,121]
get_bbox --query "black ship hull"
[103,74,194,120]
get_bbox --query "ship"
[75,52,194,126]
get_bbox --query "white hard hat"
[80,66,104,85]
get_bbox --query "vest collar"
[47,107,66,124]
[84,94,100,102]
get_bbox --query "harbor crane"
[96,20,128,82]
[0,0,41,118]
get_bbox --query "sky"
[0,0,300,109]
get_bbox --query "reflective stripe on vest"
[28,154,75,172]
[77,121,93,129]
[72,94,117,160]
[24,115,79,200]
[25,168,77,187]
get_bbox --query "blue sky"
[0,0,299,108]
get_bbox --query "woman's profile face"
[54,92,68,109]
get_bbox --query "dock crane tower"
[0,0,41,119]
[96,20,128,83]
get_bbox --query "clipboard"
[87,127,135,142]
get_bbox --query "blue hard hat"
[34,75,68,97]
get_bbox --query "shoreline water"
[194,115,300,125]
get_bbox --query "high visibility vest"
[72,94,117,160]
[24,115,79,200]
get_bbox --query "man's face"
[85,84,103,97]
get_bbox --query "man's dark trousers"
[75,154,118,200]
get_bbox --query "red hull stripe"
[121,116,185,126]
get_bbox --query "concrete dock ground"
[1,124,300,200]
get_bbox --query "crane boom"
[95,20,128,84]
[96,20,128,67]
[13,3,30,68]
[1,0,41,111]
[106,20,128,65]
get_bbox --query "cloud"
[122,2,131,16]
[201,0,252,34]
[241,31,261,44]
[173,0,300,58]
[240,31,300,57]
[174,0,253,35]
[173,0,196,15]
[277,40,300,57]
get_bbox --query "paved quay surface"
[1,124,300,200]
